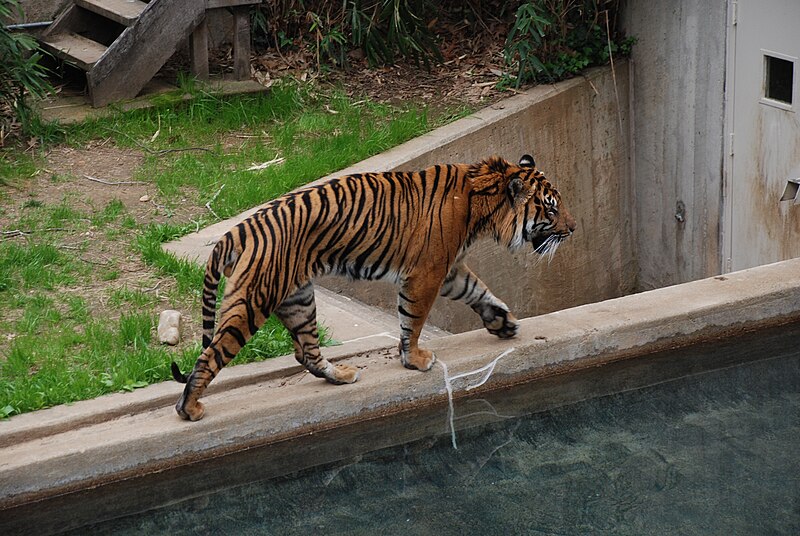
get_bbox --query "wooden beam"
[189,17,209,81]
[75,0,147,27]
[39,32,107,71]
[232,6,250,81]
[206,0,261,9]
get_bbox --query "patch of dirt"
[0,141,208,352]
[251,17,513,111]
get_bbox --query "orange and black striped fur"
[171,154,576,420]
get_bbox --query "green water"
[5,324,800,535]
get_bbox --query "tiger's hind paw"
[176,398,205,421]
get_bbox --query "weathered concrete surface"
[621,0,728,287]
[166,64,635,333]
[1,257,798,509]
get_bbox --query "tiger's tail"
[170,231,241,383]
[171,362,188,383]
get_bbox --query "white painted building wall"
[723,0,800,271]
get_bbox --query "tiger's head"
[479,154,576,258]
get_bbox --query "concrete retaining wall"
[321,64,635,333]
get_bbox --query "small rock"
[158,310,182,345]
[139,194,150,202]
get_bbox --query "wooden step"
[40,32,107,71]
[75,0,147,26]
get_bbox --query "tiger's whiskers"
[533,234,562,266]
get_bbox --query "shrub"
[0,0,54,144]
[253,0,441,67]
[504,0,635,86]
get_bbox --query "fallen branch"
[83,174,146,186]
[104,127,212,156]
[142,280,164,293]
[2,229,29,239]
[205,184,225,220]
[245,155,285,171]
[2,227,71,240]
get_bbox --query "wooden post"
[232,6,250,80]
[190,16,209,81]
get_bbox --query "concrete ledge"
[1,258,798,508]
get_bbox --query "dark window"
[765,55,794,104]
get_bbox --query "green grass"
[0,80,470,418]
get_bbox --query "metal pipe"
[4,21,53,30]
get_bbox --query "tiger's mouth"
[531,233,554,251]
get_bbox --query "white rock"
[139,194,150,202]
[158,310,182,345]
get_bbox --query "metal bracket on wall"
[779,179,800,203]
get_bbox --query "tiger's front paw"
[400,347,436,371]
[481,306,519,339]
[324,363,361,385]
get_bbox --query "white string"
[439,348,515,449]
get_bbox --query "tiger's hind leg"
[274,282,359,385]
[440,261,519,339]
[176,296,268,421]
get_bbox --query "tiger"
[171,154,576,421]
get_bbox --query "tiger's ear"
[508,177,526,202]
[519,154,535,168]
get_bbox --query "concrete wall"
[620,0,728,289]
[321,64,635,333]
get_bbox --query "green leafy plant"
[347,0,441,67]
[504,2,554,84]
[308,11,347,67]
[503,0,633,87]
[0,0,54,142]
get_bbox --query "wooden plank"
[206,0,261,9]
[41,4,86,38]
[189,17,210,81]
[232,6,250,80]
[88,0,205,107]
[75,0,147,27]
[40,32,107,71]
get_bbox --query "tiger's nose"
[565,212,577,233]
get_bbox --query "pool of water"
[4,323,800,535]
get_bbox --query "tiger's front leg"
[274,282,359,384]
[440,261,519,339]
[397,272,446,371]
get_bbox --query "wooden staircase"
[39,0,258,107]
